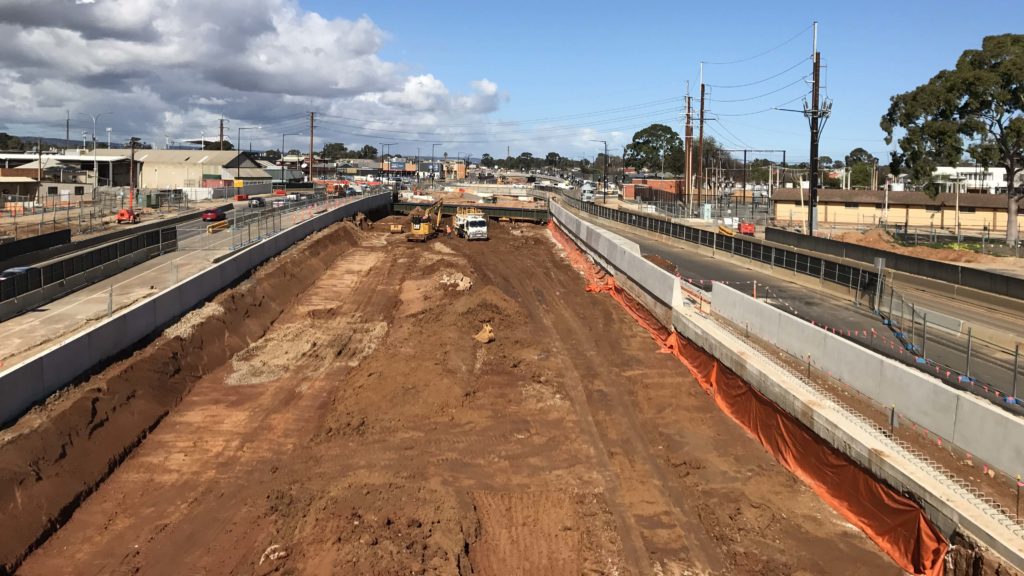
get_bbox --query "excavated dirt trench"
[0,223,363,574]
[0,218,956,575]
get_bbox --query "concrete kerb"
[0,194,390,427]
[554,204,1024,570]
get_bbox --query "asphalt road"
[579,211,1024,412]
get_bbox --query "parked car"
[201,209,226,222]
[248,197,266,208]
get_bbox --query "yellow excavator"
[406,199,444,242]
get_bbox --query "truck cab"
[454,209,488,241]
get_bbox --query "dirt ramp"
[0,222,362,574]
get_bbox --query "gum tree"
[881,34,1024,245]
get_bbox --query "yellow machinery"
[406,199,444,242]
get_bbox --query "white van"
[581,182,596,203]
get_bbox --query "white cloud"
[0,0,506,151]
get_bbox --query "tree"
[881,34,1024,244]
[286,149,303,156]
[480,153,495,168]
[517,152,534,171]
[357,144,377,159]
[0,133,25,151]
[624,124,683,173]
[205,140,233,150]
[321,142,348,159]
[264,148,282,162]
[843,147,879,188]
[819,155,834,169]
[545,152,561,166]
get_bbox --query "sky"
[0,0,1017,165]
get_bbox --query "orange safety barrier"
[547,220,948,576]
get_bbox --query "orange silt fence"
[547,220,948,576]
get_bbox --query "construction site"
[0,209,919,575]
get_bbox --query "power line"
[707,75,808,103]
[711,92,810,117]
[318,96,683,129]
[711,119,751,149]
[314,106,683,139]
[701,24,812,65]
[706,57,808,89]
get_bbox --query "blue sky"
[0,0,1015,164]
[303,0,1018,163]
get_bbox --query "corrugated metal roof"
[771,188,1023,209]
[0,176,38,183]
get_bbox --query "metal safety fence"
[0,226,177,303]
[561,195,875,293]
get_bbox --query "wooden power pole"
[308,112,315,182]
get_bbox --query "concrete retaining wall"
[711,282,1024,480]
[0,194,390,426]
[550,202,682,312]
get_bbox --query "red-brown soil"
[2,222,901,575]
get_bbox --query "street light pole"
[431,143,442,186]
[589,139,608,202]
[81,111,111,189]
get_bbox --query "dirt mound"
[836,227,1007,265]
[0,222,363,574]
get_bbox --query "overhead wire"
[710,92,810,117]
[317,95,683,129]
[706,57,808,89]
[706,75,808,103]
[701,24,812,66]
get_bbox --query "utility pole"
[807,21,824,237]
[309,112,315,182]
[219,118,225,151]
[65,110,70,153]
[685,84,693,211]
[698,63,706,208]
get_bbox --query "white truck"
[580,182,596,203]
[454,209,488,240]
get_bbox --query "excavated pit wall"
[0,223,361,575]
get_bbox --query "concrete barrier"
[0,194,390,426]
[550,202,682,312]
[711,282,1024,479]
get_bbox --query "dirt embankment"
[0,222,362,574]
[837,228,1013,265]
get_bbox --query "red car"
[201,209,226,222]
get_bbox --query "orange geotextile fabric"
[548,221,948,576]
